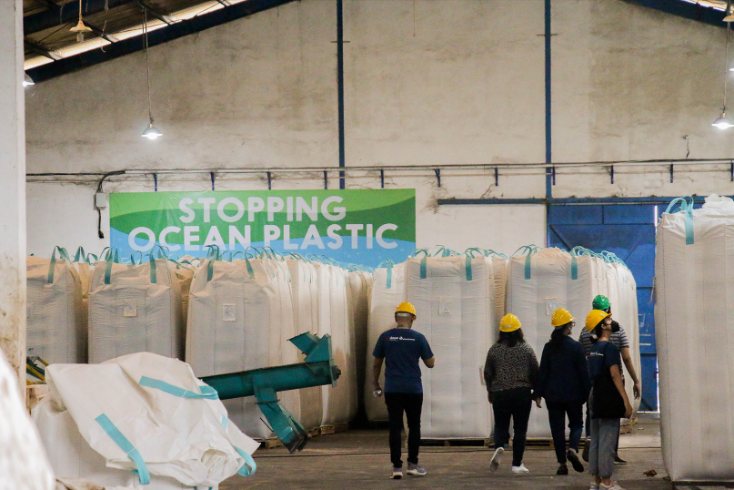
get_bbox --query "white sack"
[656,195,734,481]
[405,254,495,438]
[186,258,300,439]
[365,262,405,422]
[0,350,55,490]
[88,260,183,363]
[27,253,86,364]
[319,264,357,425]
[286,258,323,431]
[506,248,606,438]
[40,352,258,488]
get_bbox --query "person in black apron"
[584,310,633,490]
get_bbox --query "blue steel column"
[337,0,346,189]
[544,0,552,246]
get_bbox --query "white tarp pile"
[27,247,86,364]
[0,350,55,490]
[506,246,608,438]
[656,194,734,481]
[88,255,184,363]
[364,261,406,422]
[405,248,497,438]
[186,253,302,439]
[313,261,358,426]
[33,352,258,490]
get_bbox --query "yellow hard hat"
[499,313,521,332]
[395,302,416,316]
[585,309,611,332]
[551,308,574,327]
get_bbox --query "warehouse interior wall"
[24,0,734,257]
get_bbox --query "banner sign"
[110,190,416,267]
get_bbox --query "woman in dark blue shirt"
[534,308,590,476]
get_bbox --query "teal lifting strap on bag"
[665,196,695,245]
[138,376,219,400]
[47,246,72,284]
[513,245,538,280]
[95,414,151,485]
[376,259,394,288]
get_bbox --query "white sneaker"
[512,464,529,474]
[490,447,503,472]
[601,482,626,490]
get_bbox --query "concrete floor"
[221,418,671,490]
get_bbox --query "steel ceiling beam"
[24,0,135,35]
[24,39,62,60]
[623,0,728,28]
[27,0,297,83]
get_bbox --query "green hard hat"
[592,295,611,311]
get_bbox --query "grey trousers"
[589,417,620,479]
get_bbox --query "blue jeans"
[547,400,584,464]
[491,388,532,467]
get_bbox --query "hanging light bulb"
[141,7,162,141]
[714,18,734,129]
[69,0,92,43]
[23,73,35,87]
[713,112,734,129]
[142,118,163,140]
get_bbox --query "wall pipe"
[337,0,346,189]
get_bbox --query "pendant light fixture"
[69,0,93,43]
[23,73,35,87]
[713,15,734,129]
[141,7,162,141]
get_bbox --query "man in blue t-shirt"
[373,302,435,480]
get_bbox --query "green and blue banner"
[110,190,416,267]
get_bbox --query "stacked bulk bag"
[656,195,734,481]
[347,268,373,415]
[506,246,607,438]
[314,261,358,426]
[405,249,496,438]
[27,247,86,363]
[89,250,184,364]
[286,255,323,431]
[186,252,300,440]
[365,261,406,422]
[34,352,258,490]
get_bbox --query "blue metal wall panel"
[548,203,658,410]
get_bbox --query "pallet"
[26,384,49,413]
[255,437,283,450]
[420,438,491,447]
[320,423,350,435]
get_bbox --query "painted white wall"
[23,0,734,258]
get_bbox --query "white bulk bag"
[286,257,323,431]
[0,350,55,490]
[320,264,357,425]
[173,263,195,328]
[186,257,300,439]
[506,247,606,438]
[27,247,86,363]
[348,270,373,414]
[405,252,495,438]
[656,195,734,481]
[365,261,406,422]
[36,352,257,489]
[88,258,183,363]
[72,247,96,339]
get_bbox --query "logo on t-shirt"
[389,336,416,342]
